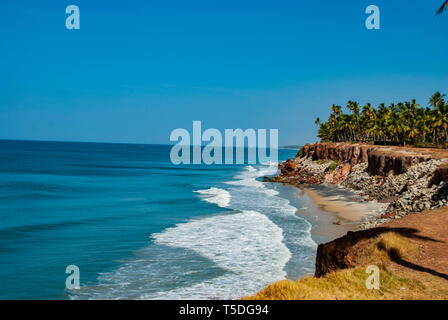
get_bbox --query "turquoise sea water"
[0,140,316,299]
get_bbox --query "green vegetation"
[327,160,338,173]
[315,92,448,146]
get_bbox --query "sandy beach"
[274,183,385,245]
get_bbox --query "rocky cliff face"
[315,229,373,277]
[301,143,370,165]
[300,143,435,176]
[367,150,431,176]
[269,143,448,228]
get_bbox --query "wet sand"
[274,183,385,245]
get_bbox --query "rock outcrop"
[300,143,439,176]
[315,229,372,277]
[430,162,448,186]
[280,158,296,175]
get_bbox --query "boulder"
[341,163,351,176]
[430,163,448,186]
[280,158,296,174]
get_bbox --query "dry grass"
[245,267,448,300]
[244,232,448,300]
[361,232,420,265]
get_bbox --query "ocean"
[0,140,316,299]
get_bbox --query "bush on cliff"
[327,160,338,173]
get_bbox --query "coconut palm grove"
[315,92,448,146]
[314,3,447,147]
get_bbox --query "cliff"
[300,142,443,176]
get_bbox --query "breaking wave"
[194,188,231,208]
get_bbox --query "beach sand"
[275,183,385,245]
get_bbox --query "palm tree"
[434,107,448,142]
[436,0,448,14]
[315,92,447,147]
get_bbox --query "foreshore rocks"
[270,143,448,229]
[280,158,297,175]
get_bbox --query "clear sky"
[1,0,447,145]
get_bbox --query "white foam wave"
[245,165,257,172]
[224,162,317,277]
[226,162,279,196]
[194,187,231,208]
[148,210,291,299]
[73,159,316,300]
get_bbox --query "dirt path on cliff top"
[374,208,448,279]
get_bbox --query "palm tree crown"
[437,0,448,14]
[315,92,448,146]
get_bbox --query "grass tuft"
[358,232,420,266]
[327,160,339,173]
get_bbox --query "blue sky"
[0,0,447,145]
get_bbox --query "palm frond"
[436,0,448,15]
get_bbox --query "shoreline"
[274,182,385,246]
